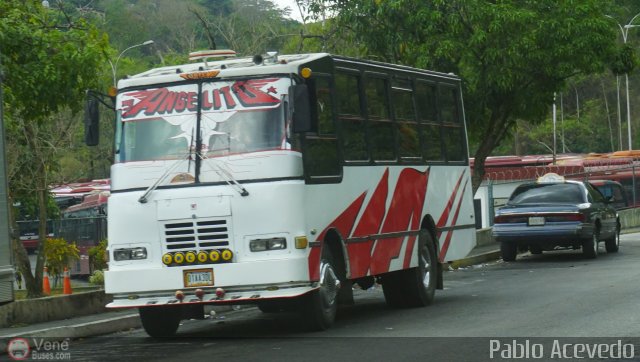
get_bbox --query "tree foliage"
[309,0,620,192]
[0,0,109,297]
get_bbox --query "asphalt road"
[64,233,640,362]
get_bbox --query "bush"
[89,270,104,286]
[88,239,108,272]
[44,237,79,280]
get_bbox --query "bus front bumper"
[107,282,317,309]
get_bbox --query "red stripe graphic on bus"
[309,168,431,280]
[436,170,465,233]
[308,192,367,281]
[438,180,469,262]
[348,169,390,278]
[369,168,428,275]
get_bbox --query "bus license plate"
[528,216,545,226]
[183,269,214,287]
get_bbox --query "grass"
[13,285,102,300]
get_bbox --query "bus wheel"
[139,306,181,338]
[382,230,437,308]
[303,248,340,331]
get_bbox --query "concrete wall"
[619,208,640,231]
[0,290,111,328]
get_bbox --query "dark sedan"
[493,173,619,261]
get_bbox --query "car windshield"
[508,183,585,204]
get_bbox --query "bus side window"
[416,81,443,162]
[392,78,420,160]
[303,76,341,180]
[440,85,465,162]
[365,75,396,162]
[336,71,368,161]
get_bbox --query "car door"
[586,183,617,238]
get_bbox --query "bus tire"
[303,247,340,331]
[381,271,405,307]
[139,306,181,338]
[382,230,437,308]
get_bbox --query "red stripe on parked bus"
[308,191,367,281]
[370,168,428,275]
[347,169,390,278]
[438,180,468,262]
[436,170,466,234]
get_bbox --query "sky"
[271,0,304,22]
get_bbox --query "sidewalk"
[0,241,501,348]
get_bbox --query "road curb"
[448,250,501,269]
[0,313,140,352]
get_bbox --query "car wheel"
[302,247,340,331]
[605,228,620,253]
[582,230,599,259]
[529,245,543,255]
[500,242,517,261]
[139,306,181,338]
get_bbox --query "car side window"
[586,184,605,203]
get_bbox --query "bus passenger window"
[366,76,395,161]
[336,72,368,161]
[416,82,443,161]
[440,86,465,162]
[393,79,420,159]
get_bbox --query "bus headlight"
[250,237,287,252]
[113,247,148,261]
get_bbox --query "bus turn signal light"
[295,236,308,249]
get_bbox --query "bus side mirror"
[290,84,311,133]
[84,97,100,146]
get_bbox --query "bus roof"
[117,52,461,90]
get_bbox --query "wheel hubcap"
[420,246,431,289]
[319,262,340,307]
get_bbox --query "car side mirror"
[289,84,311,133]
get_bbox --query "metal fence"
[477,162,640,229]
[17,217,107,275]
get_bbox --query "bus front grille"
[163,219,230,251]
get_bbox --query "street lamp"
[608,13,640,150]
[108,40,154,87]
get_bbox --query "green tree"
[309,0,619,193]
[0,0,108,297]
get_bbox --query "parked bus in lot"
[59,191,108,276]
[85,51,477,337]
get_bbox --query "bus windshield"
[116,77,290,163]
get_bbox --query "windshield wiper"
[200,154,249,197]
[138,153,192,204]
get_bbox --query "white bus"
[85,51,477,337]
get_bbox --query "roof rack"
[188,49,237,67]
